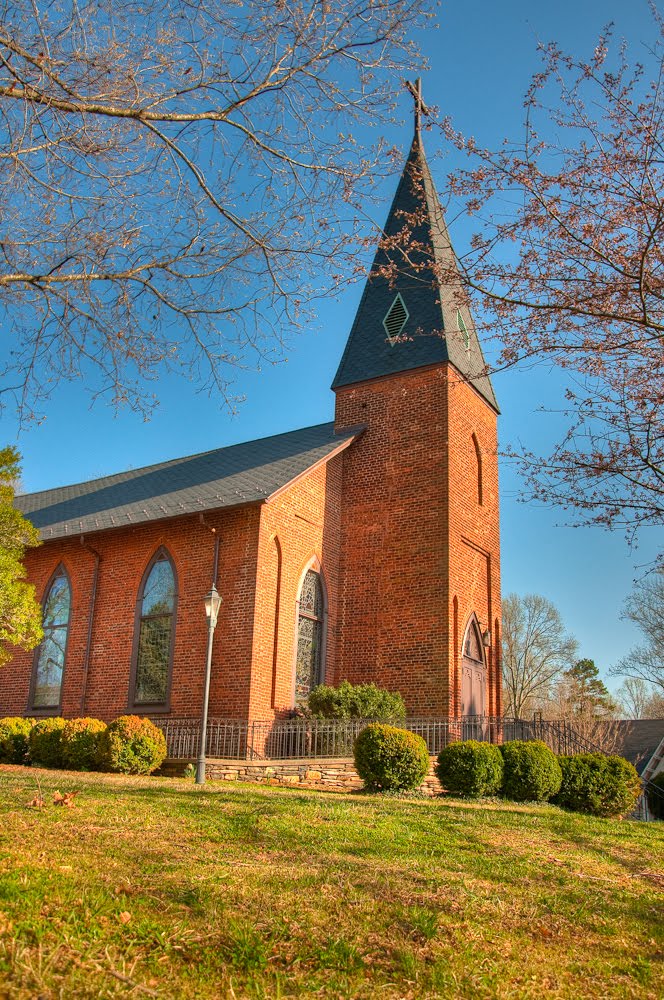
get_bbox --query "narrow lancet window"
[31,568,71,709]
[472,433,483,505]
[295,570,324,705]
[132,550,177,707]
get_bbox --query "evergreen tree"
[563,659,616,717]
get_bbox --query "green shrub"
[647,771,664,820]
[29,717,67,768]
[500,740,562,803]
[61,717,107,771]
[354,723,429,792]
[97,715,167,775]
[308,681,406,721]
[435,740,504,798]
[0,717,34,764]
[554,753,641,818]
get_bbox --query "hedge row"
[0,714,166,775]
[353,726,642,818]
[435,739,642,817]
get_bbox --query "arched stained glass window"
[32,568,71,709]
[295,570,324,705]
[132,550,177,707]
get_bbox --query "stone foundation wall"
[161,755,443,795]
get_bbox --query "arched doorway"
[461,616,487,719]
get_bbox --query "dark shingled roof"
[16,422,360,541]
[608,719,664,775]
[332,133,498,411]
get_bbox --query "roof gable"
[17,422,360,541]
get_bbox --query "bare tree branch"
[0,0,430,420]
[433,12,664,534]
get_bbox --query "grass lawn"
[0,766,662,999]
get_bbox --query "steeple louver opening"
[383,293,409,345]
[456,309,470,350]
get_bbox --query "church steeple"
[332,85,498,411]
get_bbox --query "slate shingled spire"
[332,84,498,411]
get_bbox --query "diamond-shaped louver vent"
[383,294,409,344]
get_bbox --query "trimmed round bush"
[435,740,504,798]
[97,715,167,775]
[647,772,664,820]
[500,740,562,803]
[61,717,107,771]
[29,717,67,768]
[554,753,641,818]
[309,681,406,721]
[0,717,34,764]
[354,723,429,792]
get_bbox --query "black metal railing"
[151,714,664,821]
[153,714,609,761]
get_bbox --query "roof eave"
[264,427,365,505]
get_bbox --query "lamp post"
[196,583,222,785]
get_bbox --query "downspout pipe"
[79,536,101,714]
[199,514,220,585]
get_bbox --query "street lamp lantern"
[204,584,222,627]
[196,583,222,785]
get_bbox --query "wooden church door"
[461,617,487,723]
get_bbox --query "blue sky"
[2,0,661,694]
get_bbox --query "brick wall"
[446,369,502,717]
[0,456,346,724]
[2,360,500,724]
[334,362,501,717]
[248,454,343,719]
[1,506,263,720]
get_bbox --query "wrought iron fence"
[153,714,600,761]
[151,714,664,820]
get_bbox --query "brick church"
[2,116,502,725]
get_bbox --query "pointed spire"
[331,98,498,411]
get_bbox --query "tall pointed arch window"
[131,549,177,708]
[472,433,483,505]
[30,567,71,710]
[295,569,325,705]
[461,616,487,719]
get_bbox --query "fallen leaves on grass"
[53,791,78,807]
[27,795,44,809]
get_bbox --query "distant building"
[2,115,501,724]
[608,720,664,779]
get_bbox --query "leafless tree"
[501,592,578,718]
[611,572,664,694]
[432,13,664,536]
[615,677,658,718]
[0,0,429,419]
[539,675,622,752]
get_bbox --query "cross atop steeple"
[405,77,429,137]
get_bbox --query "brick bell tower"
[333,83,502,718]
